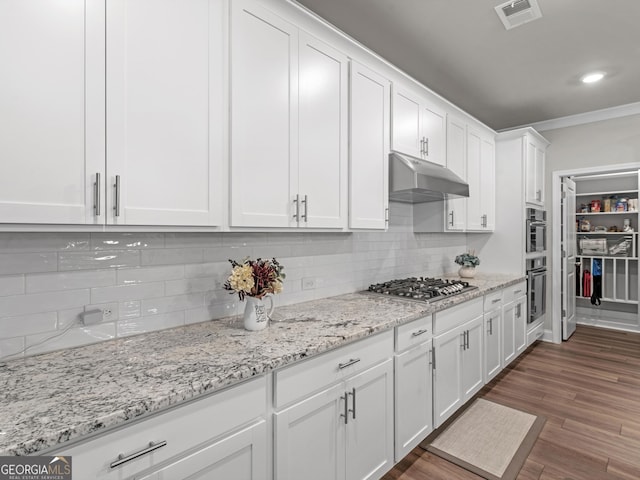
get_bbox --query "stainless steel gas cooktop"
[368,277,478,303]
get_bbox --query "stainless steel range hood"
[389,151,469,203]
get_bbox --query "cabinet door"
[514,296,528,356]
[345,359,394,480]
[421,103,446,167]
[445,115,466,231]
[391,88,422,158]
[461,315,484,401]
[480,134,496,230]
[483,310,501,383]
[433,326,463,428]
[0,0,104,225]
[106,0,223,226]
[502,301,516,366]
[138,421,267,480]
[394,342,433,461]
[535,146,545,206]
[466,128,483,231]
[349,62,390,229]
[525,138,544,207]
[274,384,345,480]
[298,33,348,229]
[230,0,298,227]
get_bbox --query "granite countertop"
[0,273,524,456]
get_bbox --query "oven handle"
[528,221,547,227]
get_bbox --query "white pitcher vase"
[243,296,274,331]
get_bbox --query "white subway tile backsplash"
[0,312,58,338]
[119,300,141,320]
[165,277,217,296]
[91,282,165,304]
[91,233,165,250]
[0,215,469,357]
[26,270,116,293]
[0,252,58,275]
[0,336,26,360]
[164,232,222,248]
[117,312,185,337]
[25,323,116,356]
[142,293,205,315]
[0,275,24,297]
[0,233,90,252]
[59,250,140,271]
[0,289,90,317]
[117,265,185,285]
[141,248,204,266]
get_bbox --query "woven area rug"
[426,398,545,480]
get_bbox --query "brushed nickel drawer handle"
[348,387,356,420]
[492,298,501,304]
[338,358,361,370]
[514,289,523,294]
[110,440,167,469]
[411,329,429,337]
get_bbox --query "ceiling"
[294,0,640,131]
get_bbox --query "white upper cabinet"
[298,33,348,229]
[526,136,546,207]
[392,87,446,166]
[0,0,105,225]
[466,126,495,232]
[230,0,298,228]
[106,0,224,226]
[349,62,390,230]
[230,0,347,229]
[445,115,467,231]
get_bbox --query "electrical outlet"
[82,309,103,325]
[302,277,316,290]
[102,308,113,320]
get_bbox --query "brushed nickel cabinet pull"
[293,194,299,221]
[411,329,428,337]
[425,137,429,156]
[432,348,436,369]
[338,358,361,370]
[348,387,356,420]
[340,393,349,424]
[385,207,389,225]
[94,172,101,216]
[113,175,121,217]
[449,210,455,227]
[110,440,167,469]
[301,194,308,222]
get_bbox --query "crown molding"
[501,102,640,133]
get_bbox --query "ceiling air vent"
[494,0,542,30]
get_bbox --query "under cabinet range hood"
[389,151,469,203]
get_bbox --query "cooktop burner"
[368,277,477,303]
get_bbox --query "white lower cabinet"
[394,316,433,461]
[57,377,267,480]
[432,298,484,428]
[274,331,394,480]
[483,308,502,384]
[502,295,528,367]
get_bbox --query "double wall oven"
[526,208,547,324]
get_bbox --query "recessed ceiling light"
[581,72,605,84]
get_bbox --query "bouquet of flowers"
[454,252,480,267]
[224,257,285,301]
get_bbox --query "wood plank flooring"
[382,326,640,480]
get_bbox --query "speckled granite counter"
[0,273,523,456]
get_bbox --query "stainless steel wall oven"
[527,256,546,324]
[526,208,547,253]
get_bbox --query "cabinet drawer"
[274,330,393,409]
[484,289,503,312]
[59,376,266,480]
[433,297,483,335]
[395,315,432,352]
[503,282,527,304]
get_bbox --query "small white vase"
[458,266,477,278]
[243,296,274,331]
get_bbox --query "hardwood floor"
[382,326,640,480]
